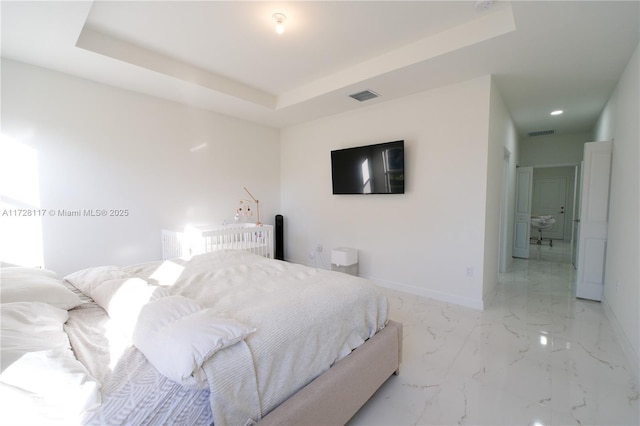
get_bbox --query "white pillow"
[1,266,57,278]
[132,295,256,386]
[91,277,168,309]
[91,277,170,340]
[0,302,101,422]
[64,265,131,296]
[1,267,83,310]
[1,302,70,372]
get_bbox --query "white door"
[513,167,533,258]
[572,163,583,269]
[576,141,612,301]
[532,177,567,240]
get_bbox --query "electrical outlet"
[465,266,474,277]
[316,244,323,253]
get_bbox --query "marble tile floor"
[348,242,639,425]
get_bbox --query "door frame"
[512,163,580,260]
[499,147,512,272]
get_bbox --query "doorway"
[531,166,576,242]
[512,165,579,262]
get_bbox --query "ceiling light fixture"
[273,13,286,35]
[474,1,494,11]
[550,110,564,116]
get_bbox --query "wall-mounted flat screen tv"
[331,140,404,194]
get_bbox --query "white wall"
[593,44,639,377]
[485,77,518,301]
[1,59,281,275]
[281,76,495,309]
[519,132,590,167]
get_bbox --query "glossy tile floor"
[349,241,639,425]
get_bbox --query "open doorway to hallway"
[508,164,580,269]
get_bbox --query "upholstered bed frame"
[258,320,402,425]
[160,226,403,424]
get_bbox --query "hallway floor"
[348,241,639,425]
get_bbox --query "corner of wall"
[484,76,518,306]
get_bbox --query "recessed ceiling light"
[550,110,564,116]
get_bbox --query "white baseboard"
[602,297,639,381]
[288,255,486,310]
[367,277,485,311]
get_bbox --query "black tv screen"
[331,140,404,194]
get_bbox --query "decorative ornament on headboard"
[235,187,262,226]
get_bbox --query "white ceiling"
[2,1,639,135]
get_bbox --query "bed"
[0,250,402,425]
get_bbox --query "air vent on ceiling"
[349,90,379,102]
[528,129,555,137]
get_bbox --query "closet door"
[576,141,612,301]
[513,167,533,259]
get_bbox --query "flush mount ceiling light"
[474,0,494,11]
[272,13,286,34]
[550,110,564,116]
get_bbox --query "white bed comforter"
[63,299,214,426]
[70,250,388,425]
